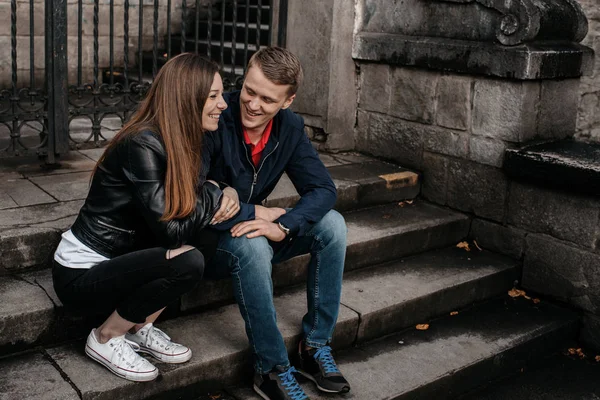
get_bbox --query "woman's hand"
[211,186,240,224]
[254,205,287,222]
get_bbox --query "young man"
[202,47,350,400]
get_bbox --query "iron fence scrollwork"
[1,0,286,163]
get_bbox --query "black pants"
[52,247,204,324]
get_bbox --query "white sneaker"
[125,323,192,364]
[85,329,159,382]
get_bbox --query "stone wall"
[0,0,186,87]
[577,0,600,142]
[355,62,600,349]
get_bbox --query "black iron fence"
[0,0,286,163]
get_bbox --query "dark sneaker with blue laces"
[296,341,351,394]
[253,366,310,400]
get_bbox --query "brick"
[421,151,448,205]
[389,67,438,124]
[472,79,539,142]
[470,218,526,259]
[523,234,600,314]
[538,79,580,140]
[447,158,508,222]
[468,136,508,168]
[355,112,424,170]
[435,74,472,131]
[508,182,600,249]
[358,62,391,114]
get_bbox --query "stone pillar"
[285,0,356,151]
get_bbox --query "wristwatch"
[278,222,291,236]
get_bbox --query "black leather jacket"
[71,130,223,258]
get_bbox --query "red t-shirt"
[243,120,273,167]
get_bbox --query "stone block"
[447,159,508,222]
[577,92,600,132]
[355,111,424,170]
[0,1,45,36]
[470,219,526,259]
[421,151,448,205]
[472,79,539,142]
[358,62,391,114]
[507,182,600,249]
[538,79,580,139]
[435,74,472,131]
[0,227,61,272]
[30,171,93,202]
[423,127,469,158]
[389,67,438,124]
[523,234,600,314]
[0,275,55,347]
[468,136,508,168]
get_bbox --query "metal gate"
[0,0,286,163]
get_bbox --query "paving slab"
[7,151,97,177]
[227,297,578,400]
[0,174,56,209]
[78,148,106,162]
[0,275,55,352]
[0,200,82,229]
[30,171,91,202]
[0,352,79,400]
[47,287,358,400]
[340,247,519,341]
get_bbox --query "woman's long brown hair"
[95,53,219,221]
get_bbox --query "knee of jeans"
[169,247,205,280]
[314,210,347,245]
[225,235,273,274]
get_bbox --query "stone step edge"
[38,254,522,400]
[0,202,471,356]
[227,297,579,400]
[0,163,420,274]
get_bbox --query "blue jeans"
[204,210,347,374]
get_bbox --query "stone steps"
[0,152,419,275]
[0,246,525,400]
[0,200,469,356]
[229,296,578,400]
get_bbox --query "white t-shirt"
[54,230,109,269]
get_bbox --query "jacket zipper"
[96,218,135,234]
[244,141,279,203]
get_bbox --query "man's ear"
[281,94,296,110]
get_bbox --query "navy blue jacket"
[202,90,337,236]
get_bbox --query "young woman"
[52,53,236,382]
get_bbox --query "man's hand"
[255,205,287,222]
[231,219,287,242]
[211,187,240,225]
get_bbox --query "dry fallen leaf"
[533,298,541,304]
[405,200,414,205]
[568,348,577,355]
[450,311,459,316]
[508,288,527,298]
[595,355,600,362]
[456,241,471,252]
[576,348,586,358]
[474,240,483,251]
[524,295,531,300]
[209,395,222,400]
[416,324,430,330]
[383,214,392,219]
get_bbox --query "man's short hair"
[247,46,304,95]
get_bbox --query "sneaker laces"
[278,366,308,400]
[314,346,340,374]
[147,326,176,350]
[111,337,146,369]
